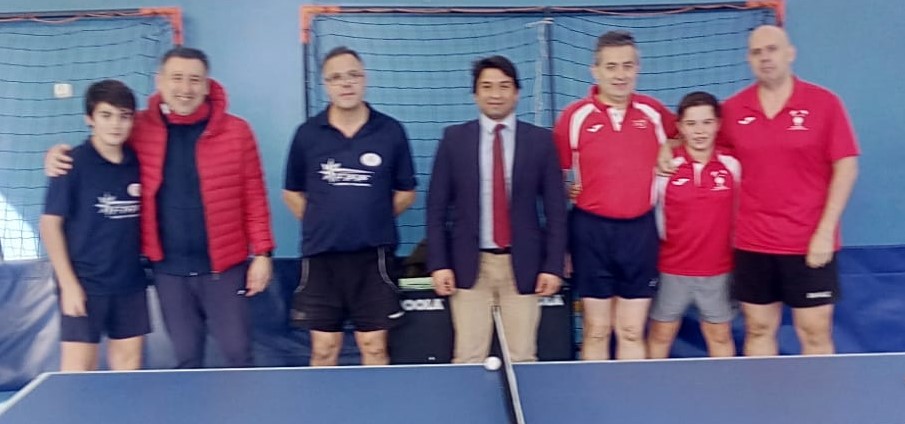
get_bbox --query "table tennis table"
[1,353,903,424]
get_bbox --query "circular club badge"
[360,152,382,167]
[127,183,141,197]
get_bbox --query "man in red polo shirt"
[555,31,677,360]
[660,25,859,356]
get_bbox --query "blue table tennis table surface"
[1,353,904,424]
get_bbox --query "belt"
[480,247,511,255]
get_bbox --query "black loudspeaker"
[536,285,574,360]
[389,289,454,364]
[389,286,573,364]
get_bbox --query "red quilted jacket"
[131,79,274,272]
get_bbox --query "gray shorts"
[649,272,735,323]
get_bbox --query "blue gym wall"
[0,0,900,254]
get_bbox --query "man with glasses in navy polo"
[283,46,417,366]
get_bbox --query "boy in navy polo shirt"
[40,80,150,371]
[283,46,417,366]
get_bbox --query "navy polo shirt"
[44,140,145,295]
[284,106,417,257]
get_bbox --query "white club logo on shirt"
[127,183,141,197]
[360,152,382,167]
[788,110,810,131]
[319,159,374,187]
[711,170,730,191]
[95,193,140,219]
[631,119,648,129]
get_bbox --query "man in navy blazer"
[426,56,567,363]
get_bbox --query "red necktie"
[492,123,511,248]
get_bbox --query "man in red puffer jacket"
[46,47,274,368]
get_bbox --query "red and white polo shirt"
[718,77,860,254]
[656,147,741,276]
[554,86,677,219]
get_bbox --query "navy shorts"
[60,288,151,343]
[291,247,403,332]
[569,207,659,299]
[733,249,840,308]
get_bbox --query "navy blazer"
[426,119,567,294]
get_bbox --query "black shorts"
[60,288,151,343]
[569,207,660,299]
[733,249,840,308]
[291,247,403,332]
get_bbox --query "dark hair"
[471,55,521,93]
[321,46,363,70]
[676,91,721,120]
[84,79,136,116]
[161,46,209,71]
[596,30,637,53]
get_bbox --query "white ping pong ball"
[484,356,502,371]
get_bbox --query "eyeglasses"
[324,71,364,85]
